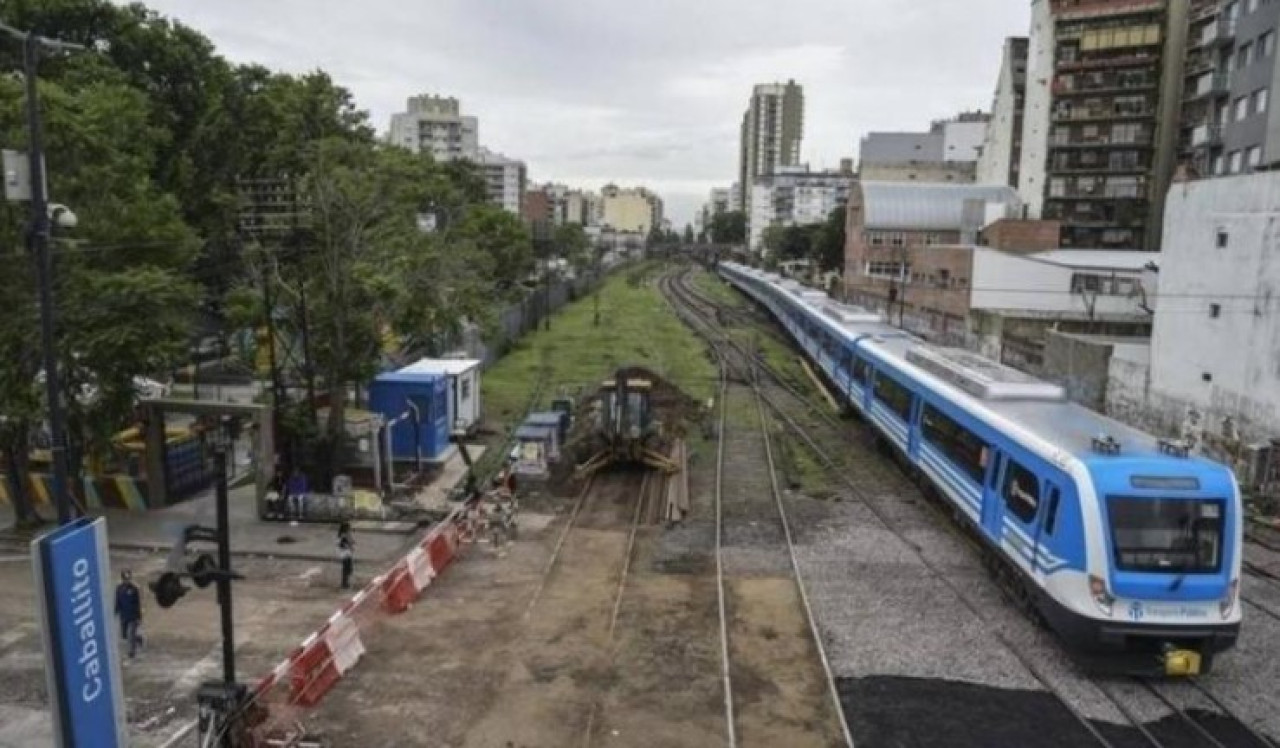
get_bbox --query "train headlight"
[1089,574,1115,616]
[1219,579,1239,620]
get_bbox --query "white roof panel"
[862,181,1020,231]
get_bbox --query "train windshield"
[1107,497,1224,574]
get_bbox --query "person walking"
[337,522,355,589]
[114,570,144,659]
[287,467,309,520]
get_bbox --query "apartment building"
[477,149,526,215]
[1182,0,1280,176]
[859,113,990,183]
[977,37,1030,187]
[748,167,856,251]
[601,185,664,235]
[1019,0,1189,251]
[738,81,805,209]
[388,95,480,162]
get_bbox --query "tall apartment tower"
[977,37,1030,187]
[1019,0,1190,251]
[388,95,480,162]
[1181,0,1280,178]
[738,81,805,210]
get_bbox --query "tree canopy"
[0,0,535,524]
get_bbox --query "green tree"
[554,222,591,275]
[814,206,848,273]
[0,68,197,525]
[709,210,747,244]
[454,205,534,294]
[683,224,695,243]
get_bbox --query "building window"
[1230,150,1243,173]
[1239,43,1253,69]
[1049,178,1067,198]
[1263,31,1277,59]
[1234,96,1250,121]
[1249,145,1263,169]
[866,261,909,280]
[1203,372,1214,383]
[1105,176,1141,198]
[1248,0,1258,13]
[1210,303,1222,318]
[1002,459,1041,524]
[1212,155,1225,175]
[890,232,906,247]
[869,231,884,246]
[1217,229,1229,248]
[1253,88,1269,115]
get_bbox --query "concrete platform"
[411,444,487,514]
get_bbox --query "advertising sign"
[31,517,128,747]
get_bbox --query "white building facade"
[976,37,1028,188]
[1016,0,1054,218]
[388,95,479,162]
[749,168,855,252]
[478,148,526,215]
[1115,172,1280,446]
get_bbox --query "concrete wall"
[982,218,1061,251]
[969,248,1151,318]
[943,120,989,163]
[1017,0,1054,218]
[977,38,1027,188]
[860,162,976,183]
[1140,172,1280,444]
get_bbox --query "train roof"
[721,262,1214,469]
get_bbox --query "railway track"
[660,269,852,747]
[663,263,1279,748]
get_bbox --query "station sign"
[31,517,128,747]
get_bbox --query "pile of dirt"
[547,365,709,495]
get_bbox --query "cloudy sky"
[131,0,1030,226]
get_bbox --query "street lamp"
[1,22,88,525]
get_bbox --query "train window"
[921,404,987,483]
[853,357,870,384]
[874,372,913,421]
[1108,497,1224,573]
[1001,459,1040,524]
[1043,487,1061,536]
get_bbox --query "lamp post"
[2,22,87,525]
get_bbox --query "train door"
[981,451,1008,541]
[1033,481,1062,572]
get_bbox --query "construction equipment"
[575,368,680,478]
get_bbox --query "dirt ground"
[308,460,835,747]
[0,542,369,747]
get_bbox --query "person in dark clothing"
[114,570,143,658]
[286,467,309,519]
[337,523,355,589]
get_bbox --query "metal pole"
[214,448,236,687]
[24,33,72,525]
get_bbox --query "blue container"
[368,371,451,461]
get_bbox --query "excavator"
[574,368,680,479]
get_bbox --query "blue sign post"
[30,517,128,747]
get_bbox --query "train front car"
[1067,450,1242,676]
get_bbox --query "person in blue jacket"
[114,570,144,659]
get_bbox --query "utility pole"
[4,23,88,525]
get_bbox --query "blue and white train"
[717,262,1242,675]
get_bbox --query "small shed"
[513,424,556,476]
[367,370,451,462]
[524,412,568,461]
[400,358,483,434]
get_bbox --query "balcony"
[1052,107,1155,123]
[1191,123,1223,147]
[1186,72,1230,102]
[1202,16,1237,48]
[1050,137,1154,149]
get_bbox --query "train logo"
[1128,601,1145,622]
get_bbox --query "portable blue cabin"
[367,370,451,462]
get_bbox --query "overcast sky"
[129,0,1030,226]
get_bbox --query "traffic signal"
[189,554,218,589]
[151,572,188,608]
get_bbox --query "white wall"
[942,121,987,163]
[970,248,1151,317]
[1146,174,1280,442]
[977,41,1021,187]
[1017,0,1053,218]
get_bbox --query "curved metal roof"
[862,181,1021,231]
